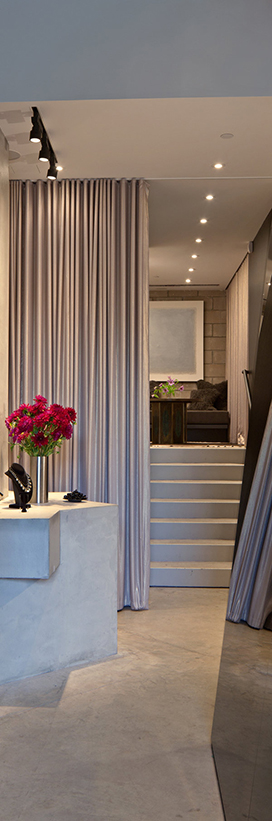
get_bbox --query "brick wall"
[149,288,226,392]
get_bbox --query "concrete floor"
[0,588,228,821]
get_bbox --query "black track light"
[38,131,50,162]
[47,165,58,180]
[47,151,58,180]
[31,106,62,177]
[29,106,42,143]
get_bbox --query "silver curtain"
[9,178,150,610]
[226,256,249,445]
[227,399,272,628]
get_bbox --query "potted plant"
[152,377,184,398]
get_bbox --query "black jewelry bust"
[5,463,33,513]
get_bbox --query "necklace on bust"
[5,463,33,513]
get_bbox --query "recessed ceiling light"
[213,163,223,169]
[56,164,63,171]
[220,133,233,139]
[188,268,194,272]
[205,194,214,200]
[200,218,207,224]
[195,238,202,243]
[186,278,191,283]
[191,254,198,259]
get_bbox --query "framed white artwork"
[149,300,204,381]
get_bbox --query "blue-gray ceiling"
[1,0,272,101]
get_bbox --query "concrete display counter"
[0,493,118,683]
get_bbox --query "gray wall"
[0,0,272,101]
[0,130,9,497]
[150,288,226,392]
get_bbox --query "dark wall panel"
[212,621,272,821]
[212,211,272,821]
[248,212,271,380]
[235,216,272,552]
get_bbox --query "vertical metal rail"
[242,369,252,409]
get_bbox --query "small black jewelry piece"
[63,489,87,503]
[5,463,33,513]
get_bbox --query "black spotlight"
[47,151,58,180]
[29,106,42,143]
[31,106,62,176]
[38,131,50,162]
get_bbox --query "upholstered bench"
[187,379,229,443]
[187,409,230,442]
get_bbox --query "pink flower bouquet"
[5,395,77,457]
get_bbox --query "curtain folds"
[227,399,272,629]
[9,178,150,610]
[226,256,249,444]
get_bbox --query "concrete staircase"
[150,445,245,587]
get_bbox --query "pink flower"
[52,429,62,441]
[18,403,33,413]
[50,403,63,413]
[33,432,49,448]
[66,407,77,422]
[15,417,34,436]
[17,431,29,442]
[62,423,73,440]
[34,395,47,406]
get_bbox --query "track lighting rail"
[30,106,61,179]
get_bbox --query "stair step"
[151,463,244,480]
[150,539,234,562]
[150,561,232,587]
[150,446,245,464]
[150,479,241,499]
[151,518,237,540]
[149,445,242,589]
[150,479,242,499]
[151,498,240,518]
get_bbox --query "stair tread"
[150,446,244,450]
[151,497,239,502]
[150,561,232,569]
[151,478,241,484]
[150,538,234,545]
[151,517,238,523]
[151,461,243,466]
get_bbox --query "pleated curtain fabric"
[227,399,272,629]
[226,256,249,445]
[9,178,150,610]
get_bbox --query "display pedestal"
[0,493,118,683]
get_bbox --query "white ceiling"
[1,96,272,289]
